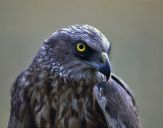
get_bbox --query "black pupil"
[79,44,84,49]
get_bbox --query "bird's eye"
[76,43,86,52]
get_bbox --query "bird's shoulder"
[110,73,136,106]
[8,69,37,128]
[93,73,141,128]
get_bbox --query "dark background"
[0,0,163,127]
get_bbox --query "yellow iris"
[76,43,86,52]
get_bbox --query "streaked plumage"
[8,25,141,128]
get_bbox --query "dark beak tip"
[98,62,111,79]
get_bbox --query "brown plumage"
[8,25,141,128]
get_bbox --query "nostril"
[100,57,104,64]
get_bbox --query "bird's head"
[37,25,111,83]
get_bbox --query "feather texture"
[8,25,141,128]
[93,74,141,128]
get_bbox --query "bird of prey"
[8,25,141,128]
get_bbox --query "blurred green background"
[0,0,163,127]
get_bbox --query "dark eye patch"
[73,40,96,60]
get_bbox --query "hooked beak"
[98,52,111,79]
[87,52,111,79]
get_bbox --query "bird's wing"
[93,74,141,128]
[8,71,36,128]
